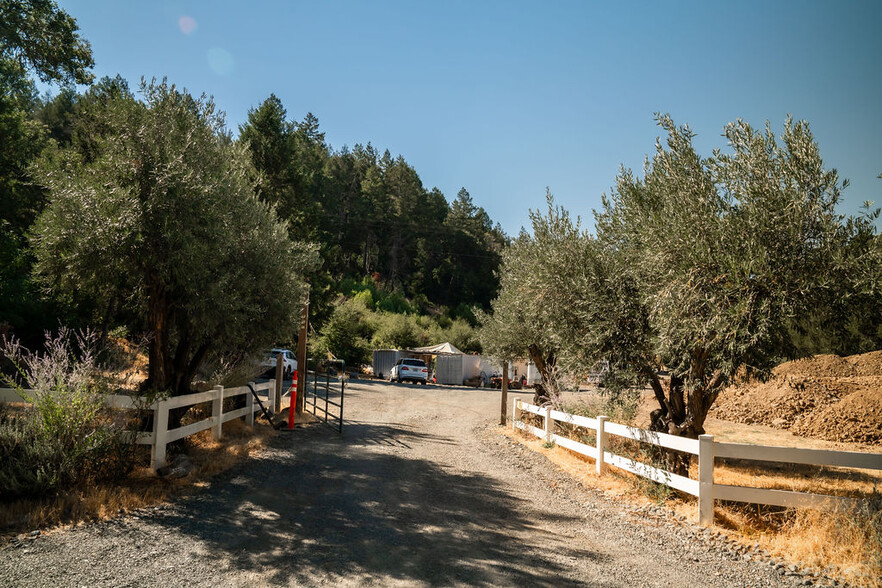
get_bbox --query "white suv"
[389,358,429,384]
[261,349,297,377]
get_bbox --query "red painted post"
[287,371,298,430]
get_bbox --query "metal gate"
[303,359,345,433]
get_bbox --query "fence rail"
[513,399,882,525]
[1,381,278,470]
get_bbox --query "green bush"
[0,329,137,500]
[371,313,423,350]
[310,299,375,366]
[444,318,482,353]
[312,294,484,368]
[0,408,65,498]
[376,291,413,314]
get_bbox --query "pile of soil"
[711,351,882,445]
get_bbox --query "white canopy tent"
[408,342,463,355]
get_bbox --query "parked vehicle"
[389,358,429,384]
[261,348,297,377]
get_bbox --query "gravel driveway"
[0,381,804,587]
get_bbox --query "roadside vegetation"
[1,330,134,500]
[509,391,882,587]
[311,279,481,368]
[0,329,275,540]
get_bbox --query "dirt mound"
[712,351,882,445]
[790,386,882,444]
[772,351,882,379]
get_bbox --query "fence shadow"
[151,422,609,586]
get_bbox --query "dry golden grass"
[0,417,276,543]
[0,466,168,534]
[186,418,276,477]
[712,461,882,588]
[502,425,882,587]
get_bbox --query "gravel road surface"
[0,381,811,587]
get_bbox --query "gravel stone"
[0,382,801,587]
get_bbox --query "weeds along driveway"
[0,381,791,587]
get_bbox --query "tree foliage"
[312,294,482,367]
[483,115,881,440]
[0,0,94,342]
[0,0,94,85]
[32,79,318,395]
[238,96,508,324]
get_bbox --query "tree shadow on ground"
[152,422,611,586]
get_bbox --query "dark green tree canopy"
[0,0,95,340]
[0,0,94,85]
[238,94,508,322]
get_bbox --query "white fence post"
[213,385,224,441]
[512,398,519,431]
[151,399,170,470]
[246,382,255,426]
[596,415,608,475]
[698,434,715,526]
[544,406,553,443]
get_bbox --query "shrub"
[0,407,66,498]
[0,329,137,499]
[559,391,640,425]
[310,299,375,366]
[376,291,413,314]
[371,313,423,350]
[444,318,482,353]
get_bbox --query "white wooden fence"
[0,380,280,471]
[513,399,882,526]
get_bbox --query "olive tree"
[479,194,577,402]
[32,79,318,395]
[596,115,870,439]
[483,115,878,441]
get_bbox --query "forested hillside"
[238,95,507,324]
[1,81,506,349]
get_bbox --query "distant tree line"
[0,0,505,392]
[237,95,507,325]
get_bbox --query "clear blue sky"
[55,0,882,236]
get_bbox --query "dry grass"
[712,461,882,587]
[503,425,882,587]
[0,417,276,543]
[186,418,276,478]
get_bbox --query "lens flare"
[207,47,235,76]
[178,15,197,35]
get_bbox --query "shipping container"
[372,349,402,380]
[526,361,543,386]
[435,354,463,385]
